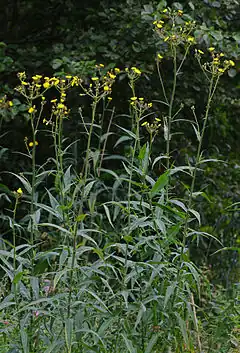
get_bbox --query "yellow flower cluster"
[141,117,161,138]
[129,97,153,111]
[153,9,196,47]
[16,73,81,101]
[196,47,235,76]
[0,96,13,109]
[29,141,39,147]
[86,68,120,100]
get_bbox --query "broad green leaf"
[164,283,176,308]
[20,329,29,353]
[38,223,72,235]
[13,271,23,284]
[175,313,189,346]
[150,171,169,197]
[65,318,73,352]
[103,204,114,228]
[189,209,201,225]
[7,172,32,194]
[76,213,87,222]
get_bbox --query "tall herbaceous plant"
[0,6,238,353]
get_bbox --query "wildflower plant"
[0,6,238,353]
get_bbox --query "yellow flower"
[42,96,46,100]
[52,78,60,85]
[36,84,41,88]
[29,141,38,147]
[8,101,13,107]
[157,54,163,60]
[17,188,23,195]
[164,36,169,42]
[107,97,112,101]
[155,117,161,122]
[21,81,28,86]
[130,97,138,101]
[71,76,79,86]
[187,36,195,43]
[99,64,104,68]
[218,68,225,73]
[208,47,215,52]
[219,53,225,57]
[51,99,57,103]
[139,97,144,101]
[141,121,148,126]
[229,60,235,66]
[131,67,141,75]
[104,85,110,91]
[66,75,72,79]
[148,103,153,108]
[156,23,163,29]
[198,49,204,55]
[28,107,35,114]
[91,77,99,81]
[177,9,183,16]
[114,68,120,73]
[57,103,65,109]
[43,82,50,89]
[162,8,168,13]
[108,73,116,79]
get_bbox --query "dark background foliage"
[0,0,239,285]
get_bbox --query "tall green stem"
[12,195,24,351]
[83,99,98,185]
[30,117,36,251]
[166,45,177,173]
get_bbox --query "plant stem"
[166,45,177,173]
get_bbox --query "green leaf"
[150,171,169,197]
[76,214,87,222]
[20,328,29,353]
[83,180,96,198]
[189,209,201,225]
[65,318,73,352]
[38,223,72,235]
[103,204,114,228]
[175,313,189,346]
[7,172,32,194]
[13,271,23,284]
[164,283,176,308]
